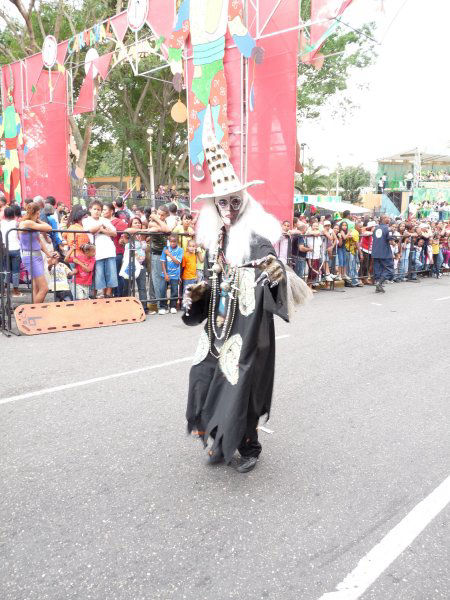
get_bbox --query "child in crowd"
[431,234,441,278]
[119,228,148,310]
[47,255,74,301]
[196,245,206,281]
[173,212,195,251]
[181,239,198,292]
[160,233,183,315]
[441,234,449,269]
[390,234,400,279]
[414,238,425,274]
[67,243,96,300]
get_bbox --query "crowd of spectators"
[2,196,449,311]
[409,199,449,222]
[1,195,203,314]
[274,210,450,292]
[420,170,450,182]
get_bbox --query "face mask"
[215,194,244,227]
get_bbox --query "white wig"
[195,193,282,266]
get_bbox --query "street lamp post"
[146,127,155,207]
[300,143,307,193]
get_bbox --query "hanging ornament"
[171,99,187,123]
[85,47,100,77]
[75,166,84,179]
[42,35,58,69]
[220,280,231,293]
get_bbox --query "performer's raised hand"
[253,255,284,288]
[172,73,183,92]
[251,46,265,65]
[182,281,208,312]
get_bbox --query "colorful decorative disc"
[127,0,149,32]
[42,35,58,69]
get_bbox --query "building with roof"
[376,149,450,190]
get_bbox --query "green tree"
[336,165,371,202]
[99,58,187,190]
[0,0,187,191]
[298,0,377,120]
[295,160,329,194]
[0,0,119,181]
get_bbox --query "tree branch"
[122,87,135,119]
[78,113,95,173]
[9,0,39,51]
[129,146,149,190]
[0,9,22,34]
[0,41,19,63]
[68,115,83,150]
[54,0,65,41]
[35,8,46,40]
[62,9,77,36]
[161,127,179,179]
[133,80,151,123]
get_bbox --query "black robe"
[182,235,289,463]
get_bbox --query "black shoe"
[375,283,385,293]
[236,456,258,473]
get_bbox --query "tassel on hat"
[193,106,263,202]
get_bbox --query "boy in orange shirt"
[181,239,198,292]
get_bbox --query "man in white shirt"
[83,200,117,298]
[405,171,414,190]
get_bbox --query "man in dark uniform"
[372,215,394,293]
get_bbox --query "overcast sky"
[300,0,450,173]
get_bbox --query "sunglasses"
[216,196,243,211]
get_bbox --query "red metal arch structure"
[1,0,299,220]
[184,0,300,221]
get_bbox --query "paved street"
[1,278,449,600]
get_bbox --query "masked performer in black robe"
[182,136,311,473]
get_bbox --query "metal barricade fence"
[2,227,97,334]
[126,231,194,311]
[286,233,446,288]
[0,227,195,335]
[0,230,8,336]
[1,226,447,336]
[287,234,336,288]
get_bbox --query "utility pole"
[336,162,340,197]
[300,142,307,192]
[147,127,155,207]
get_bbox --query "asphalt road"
[1,277,449,600]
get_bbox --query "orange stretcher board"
[14,297,146,335]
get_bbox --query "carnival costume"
[182,130,311,471]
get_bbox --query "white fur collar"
[195,194,282,266]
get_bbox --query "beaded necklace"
[207,238,240,359]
